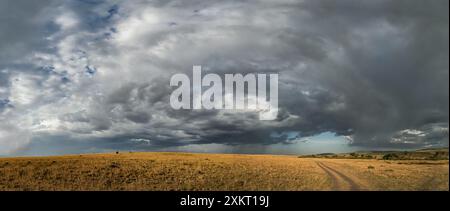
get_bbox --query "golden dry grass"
[0,152,448,191]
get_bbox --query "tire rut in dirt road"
[316,161,361,191]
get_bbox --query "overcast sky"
[0,0,448,156]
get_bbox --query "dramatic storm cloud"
[0,0,448,155]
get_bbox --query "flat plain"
[0,152,448,191]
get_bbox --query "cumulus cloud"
[0,0,448,155]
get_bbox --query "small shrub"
[110,162,120,168]
[383,153,399,160]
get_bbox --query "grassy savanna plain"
[0,152,448,191]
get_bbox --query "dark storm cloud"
[0,0,57,64]
[0,0,448,155]
[288,0,449,147]
[136,0,448,148]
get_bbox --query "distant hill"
[300,147,449,160]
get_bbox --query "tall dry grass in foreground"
[0,152,448,191]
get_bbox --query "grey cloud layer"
[0,0,448,155]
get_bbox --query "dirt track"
[316,161,362,191]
